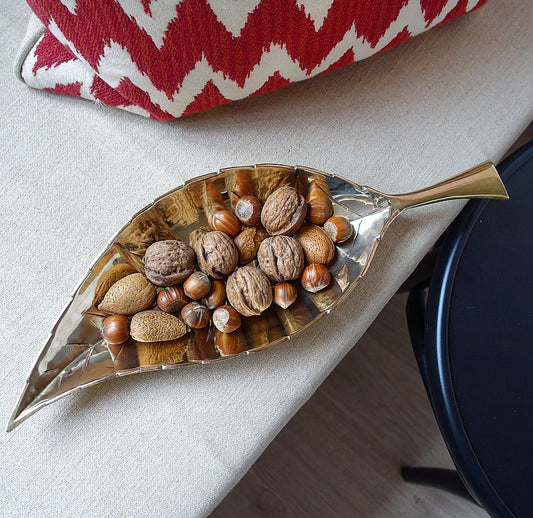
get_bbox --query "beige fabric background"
[0,2,531,517]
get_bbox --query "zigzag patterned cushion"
[19,0,488,120]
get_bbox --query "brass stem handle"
[387,161,509,211]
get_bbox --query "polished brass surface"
[7,162,508,431]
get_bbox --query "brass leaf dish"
[8,162,508,431]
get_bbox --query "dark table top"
[425,142,533,518]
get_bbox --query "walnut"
[234,226,269,264]
[260,186,306,236]
[194,230,238,279]
[257,236,304,283]
[226,266,273,316]
[143,240,195,286]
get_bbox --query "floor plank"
[210,294,487,518]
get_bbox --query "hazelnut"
[212,305,242,333]
[257,236,304,282]
[306,197,333,225]
[183,271,211,300]
[323,216,353,243]
[306,178,333,225]
[234,195,262,226]
[102,315,130,344]
[143,240,196,286]
[301,264,331,293]
[157,285,189,313]
[260,186,307,236]
[226,266,273,317]
[194,230,238,279]
[295,223,336,265]
[210,210,242,237]
[203,280,226,309]
[273,283,298,309]
[181,302,210,329]
[234,226,269,264]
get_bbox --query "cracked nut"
[257,236,304,283]
[260,186,306,236]
[295,223,336,265]
[226,266,273,317]
[234,226,269,264]
[194,230,238,279]
[301,264,331,293]
[143,240,196,286]
[157,285,189,313]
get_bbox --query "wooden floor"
[210,293,487,518]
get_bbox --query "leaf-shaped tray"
[8,162,507,431]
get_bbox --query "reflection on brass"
[136,337,188,367]
[8,161,508,432]
[108,339,140,371]
[187,327,218,362]
[214,329,247,356]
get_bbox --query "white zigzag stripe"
[36,0,467,118]
[296,0,336,31]
[21,35,151,118]
[95,0,462,116]
[116,0,182,49]
[207,0,262,37]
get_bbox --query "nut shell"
[226,266,273,317]
[306,197,333,225]
[323,216,353,243]
[183,271,211,300]
[93,263,137,307]
[273,283,298,309]
[203,280,226,309]
[234,226,269,264]
[194,231,238,279]
[212,305,242,333]
[257,236,304,283]
[98,273,156,315]
[234,196,262,226]
[295,223,336,265]
[157,286,189,313]
[102,315,130,344]
[211,210,242,237]
[301,264,331,293]
[181,302,210,329]
[260,186,307,236]
[130,310,189,342]
[143,240,196,286]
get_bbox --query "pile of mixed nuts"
[96,178,353,348]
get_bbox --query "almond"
[98,273,156,315]
[294,223,336,265]
[92,263,137,307]
[130,310,189,342]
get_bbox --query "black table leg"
[401,467,480,505]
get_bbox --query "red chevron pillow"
[19,0,488,120]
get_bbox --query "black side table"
[403,141,533,518]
